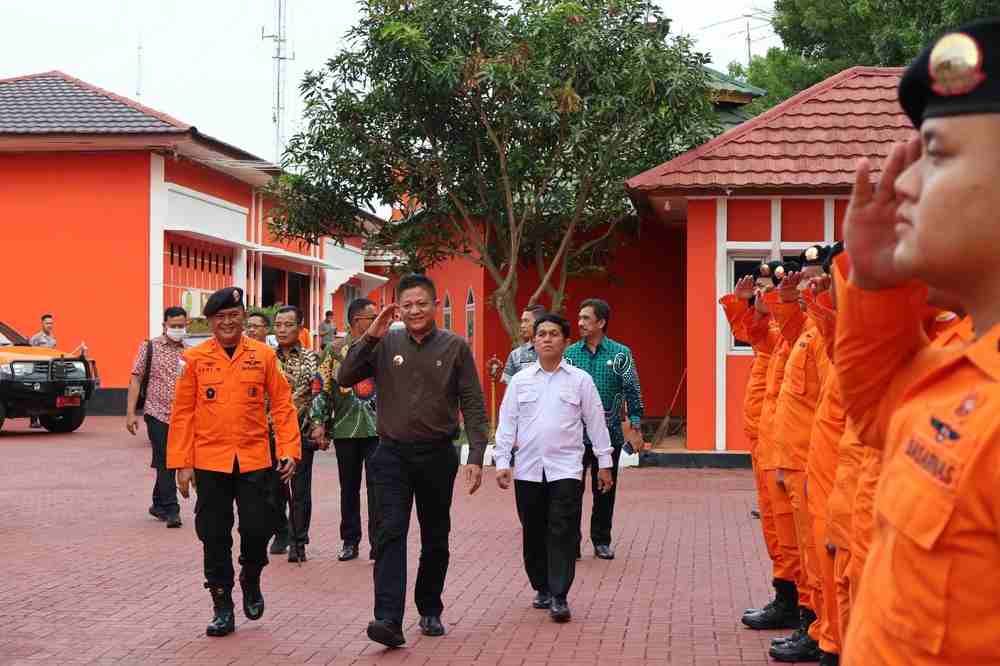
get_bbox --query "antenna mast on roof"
[262,0,295,164]
[136,33,143,99]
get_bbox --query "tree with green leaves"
[729,0,1000,114]
[269,0,719,341]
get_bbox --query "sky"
[1,1,780,163]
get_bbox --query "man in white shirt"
[494,313,614,623]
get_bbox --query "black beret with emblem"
[756,260,790,285]
[899,18,1000,128]
[823,242,844,275]
[203,287,245,317]
[799,244,828,268]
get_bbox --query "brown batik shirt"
[337,326,489,465]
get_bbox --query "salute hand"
[844,136,921,290]
[734,275,755,301]
[366,304,399,339]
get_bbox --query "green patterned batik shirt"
[318,336,378,441]
[564,335,644,448]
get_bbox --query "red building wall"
[0,151,151,389]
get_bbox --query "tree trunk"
[489,277,522,348]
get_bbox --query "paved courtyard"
[0,417,783,665]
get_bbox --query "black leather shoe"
[419,615,446,636]
[594,544,615,560]
[206,586,235,637]
[149,506,167,522]
[750,509,761,519]
[269,531,289,555]
[743,598,776,616]
[367,619,405,647]
[166,513,182,528]
[239,570,265,621]
[549,598,571,623]
[818,651,840,666]
[770,635,822,662]
[532,591,552,609]
[288,544,307,563]
[338,543,359,561]
[369,549,377,561]
[771,627,805,647]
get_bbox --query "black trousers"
[580,444,622,546]
[194,460,279,588]
[334,436,380,547]
[515,476,583,601]
[145,415,179,517]
[268,433,289,538]
[370,438,459,625]
[275,446,315,546]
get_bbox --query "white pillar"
[149,154,167,337]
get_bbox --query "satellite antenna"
[262,0,295,164]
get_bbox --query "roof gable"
[627,66,912,194]
[0,71,190,135]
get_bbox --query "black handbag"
[136,340,153,411]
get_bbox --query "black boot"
[205,586,236,637]
[742,578,786,616]
[819,651,839,666]
[239,568,265,621]
[742,579,799,630]
[769,607,821,662]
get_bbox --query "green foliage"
[270,0,719,338]
[728,0,1000,115]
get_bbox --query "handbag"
[136,340,153,411]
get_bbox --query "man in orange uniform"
[721,266,787,623]
[768,246,831,664]
[168,287,302,638]
[796,247,846,666]
[742,261,805,632]
[837,19,1000,664]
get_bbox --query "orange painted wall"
[164,156,253,209]
[725,355,754,451]
[727,199,771,241]
[0,152,151,389]
[162,233,236,312]
[780,199,825,242]
[686,199,717,450]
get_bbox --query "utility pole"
[136,34,143,99]
[262,0,294,164]
[746,21,752,67]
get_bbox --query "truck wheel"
[39,407,86,433]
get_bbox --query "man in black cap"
[168,287,301,637]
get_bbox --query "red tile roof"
[626,67,913,195]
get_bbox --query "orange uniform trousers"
[847,448,881,600]
[833,546,853,643]
[766,469,807,608]
[750,443,782,577]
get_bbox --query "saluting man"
[167,287,301,638]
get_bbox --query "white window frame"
[442,292,453,331]
[726,253,770,355]
[342,284,361,327]
[465,288,475,350]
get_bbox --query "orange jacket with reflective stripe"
[836,276,1000,664]
[167,336,302,473]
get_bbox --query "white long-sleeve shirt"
[494,360,614,482]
